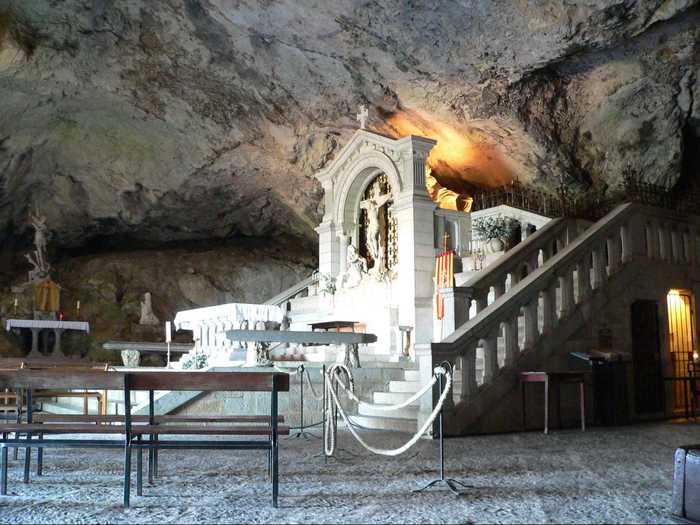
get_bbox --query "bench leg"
[580,382,586,432]
[136,437,143,497]
[23,437,31,484]
[36,435,43,476]
[271,443,278,508]
[153,438,159,478]
[148,443,154,485]
[1,441,7,495]
[123,445,131,508]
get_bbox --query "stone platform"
[0,421,696,523]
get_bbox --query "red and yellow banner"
[435,250,454,320]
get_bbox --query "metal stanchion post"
[290,364,319,440]
[414,361,472,496]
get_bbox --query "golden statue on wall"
[425,167,473,212]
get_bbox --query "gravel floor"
[0,421,698,524]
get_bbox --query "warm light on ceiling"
[380,108,515,189]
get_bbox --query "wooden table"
[309,321,357,332]
[520,371,587,434]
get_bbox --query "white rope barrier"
[323,364,452,457]
[333,371,438,412]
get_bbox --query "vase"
[121,349,140,368]
[487,237,505,253]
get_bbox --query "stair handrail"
[264,273,318,307]
[460,217,586,300]
[435,203,636,357]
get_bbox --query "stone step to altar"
[349,414,418,433]
[373,391,420,406]
[388,380,420,393]
[403,369,419,381]
[358,403,418,420]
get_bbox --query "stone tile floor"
[0,421,698,524]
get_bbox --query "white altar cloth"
[5,319,90,333]
[173,303,283,331]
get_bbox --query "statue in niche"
[25,208,52,283]
[360,185,392,277]
[253,320,272,366]
[340,244,367,289]
[139,292,160,325]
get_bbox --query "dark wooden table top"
[309,321,357,331]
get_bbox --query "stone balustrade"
[428,202,700,421]
[443,216,589,329]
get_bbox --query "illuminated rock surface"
[0,1,698,249]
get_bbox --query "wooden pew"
[0,368,289,507]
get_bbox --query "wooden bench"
[29,413,285,478]
[0,359,111,416]
[0,368,290,507]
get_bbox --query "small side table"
[520,371,587,434]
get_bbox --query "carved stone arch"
[333,150,403,234]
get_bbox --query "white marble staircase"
[427,202,700,435]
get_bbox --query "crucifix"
[356,104,369,129]
[360,185,391,270]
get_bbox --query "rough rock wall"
[0,0,697,252]
[0,239,315,360]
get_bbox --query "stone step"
[349,414,417,432]
[358,402,418,419]
[373,391,420,406]
[388,380,420,393]
[403,370,419,381]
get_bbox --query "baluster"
[592,244,606,289]
[671,229,680,263]
[646,222,658,259]
[482,331,499,384]
[606,234,621,274]
[523,297,539,350]
[541,282,557,334]
[659,224,669,261]
[460,341,478,403]
[684,231,695,265]
[558,269,575,318]
[621,223,632,263]
[576,256,591,302]
[503,314,519,367]
[541,244,552,264]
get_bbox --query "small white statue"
[25,208,52,283]
[341,244,367,289]
[139,292,160,325]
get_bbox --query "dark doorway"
[631,300,665,414]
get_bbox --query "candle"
[76,300,80,310]
[13,298,17,308]
[165,321,172,343]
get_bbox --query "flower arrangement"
[472,215,515,241]
[181,352,208,370]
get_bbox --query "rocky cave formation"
[0,0,698,358]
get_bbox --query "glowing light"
[380,108,515,189]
